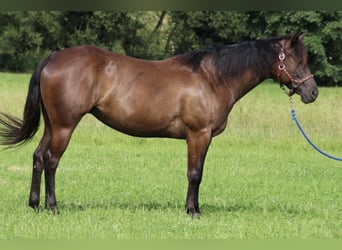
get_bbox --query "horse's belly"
[91,106,185,139]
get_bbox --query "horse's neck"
[212,47,275,103]
[225,70,271,104]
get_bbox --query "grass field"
[0,72,341,239]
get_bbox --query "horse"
[0,32,318,216]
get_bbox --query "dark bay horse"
[0,32,318,215]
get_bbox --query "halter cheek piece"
[277,47,314,96]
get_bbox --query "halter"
[277,46,314,96]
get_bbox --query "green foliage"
[167,11,249,54]
[0,11,341,86]
[0,12,62,71]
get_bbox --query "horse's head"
[274,32,318,104]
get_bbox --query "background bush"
[0,11,341,86]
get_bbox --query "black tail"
[0,54,53,148]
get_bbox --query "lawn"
[0,72,341,239]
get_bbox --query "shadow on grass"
[201,202,309,216]
[57,200,181,213]
[51,199,308,216]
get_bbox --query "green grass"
[0,72,341,239]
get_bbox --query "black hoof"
[45,204,59,214]
[186,207,201,218]
[29,201,41,212]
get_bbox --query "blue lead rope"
[291,108,342,161]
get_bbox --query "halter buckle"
[278,51,285,61]
[278,64,285,70]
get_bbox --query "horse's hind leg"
[43,125,75,212]
[29,127,51,210]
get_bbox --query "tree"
[0,11,341,86]
[0,11,170,71]
[0,11,67,71]
[167,11,249,54]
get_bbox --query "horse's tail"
[0,54,53,148]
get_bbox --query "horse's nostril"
[312,89,318,97]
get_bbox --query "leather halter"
[277,45,314,96]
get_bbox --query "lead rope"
[285,92,342,161]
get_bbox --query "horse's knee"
[33,150,44,172]
[187,168,203,185]
[43,150,59,171]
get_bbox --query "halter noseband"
[277,46,314,96]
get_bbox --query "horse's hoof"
[29,201,41,212]
[186,207,201,218]
[191,212,201,219]
[45,204,59,214]
[29,205,42,213]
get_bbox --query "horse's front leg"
[185,128,212,216]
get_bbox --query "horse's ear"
[291,31,305,47]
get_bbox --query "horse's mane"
[176,35,308,82]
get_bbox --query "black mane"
[176,36,288,82]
